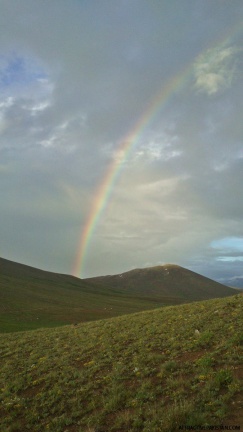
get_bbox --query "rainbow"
[72,64,192,278]
[72,22,243,278]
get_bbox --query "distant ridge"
[85,264,237,302]
[0,256,74,280]
[0,257,237,333]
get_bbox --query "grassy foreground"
[0,294,242,432]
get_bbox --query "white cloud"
[194,45,241,95]
[38,113,87,152]
[137,176,184,197]
[216,256,243,262]
[117,131,182,165]
[226,275,243,281]
[211,237,243,252]
[30,100,51,116]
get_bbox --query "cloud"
[211,237,243,263]
[211,236,243,252]
[133,134,182,163]
[0,53,55,153]
[194,45,241,95]
[0,0,242,281]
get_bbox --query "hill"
[0,257,165,333]
[0,294,242,431]
[86,264,237,302]
[0,258,237,333]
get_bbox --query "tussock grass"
[0,294,242,431]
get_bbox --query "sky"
[0,0,243,287]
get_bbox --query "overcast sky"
[0,0,243,286]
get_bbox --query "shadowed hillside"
[0,258,236,333]
[86,264,237,301]
[0,258,166,333]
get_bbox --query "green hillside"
[0,258,237,333]
[86,264,237,301]
[0,258,165,333]
[0,295,242,431]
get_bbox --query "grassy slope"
[0,258,170,333]
[0,294,242,432]
[86,264,237,301]
[0,258,236,333]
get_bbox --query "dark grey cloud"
[0,0,242,284]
